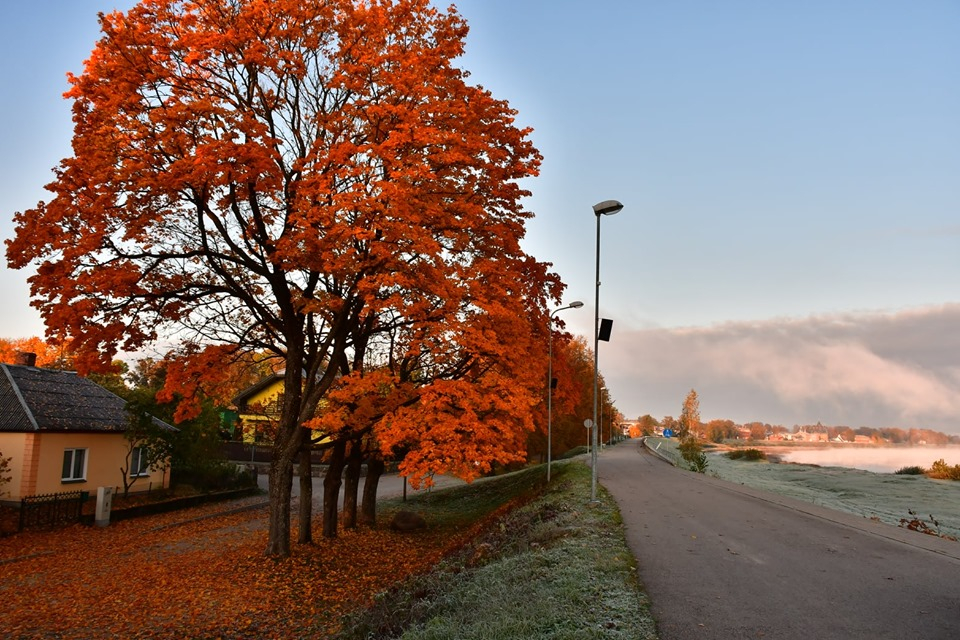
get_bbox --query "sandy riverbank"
[645,437,960,540]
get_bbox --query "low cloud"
[604,304,960,434]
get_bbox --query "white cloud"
[604,304,960,434]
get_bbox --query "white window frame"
[130,446,151,477]
[62,448,87,483]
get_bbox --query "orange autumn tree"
[6,0,555,557]
[304,253,557,539]
[0,336,72,369]
[543,335,616,455]
[377,255,556,487]
[525,323,582,463]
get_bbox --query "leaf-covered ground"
[0,495,487,639]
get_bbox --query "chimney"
[14,352,38,367]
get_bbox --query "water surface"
[778,446,960,473]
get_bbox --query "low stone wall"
[79,486,262,525]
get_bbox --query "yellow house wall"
[238,415,277,443]
[238,380,284,443]
[234,379,330,445]
[7,432,169,500]
[246,381,284,408]
[0,432,28,500]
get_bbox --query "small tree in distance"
[637,414,659,437]
[678,389,701,440]
[678,389,707,472]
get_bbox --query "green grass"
[559,445,590,460]
[336,461,658,640]
[384,465,546,528]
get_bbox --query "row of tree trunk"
[295,433,387,545]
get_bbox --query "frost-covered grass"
[337,461,657,640]
[650,438,960,540]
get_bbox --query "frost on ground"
[650,438,960,540]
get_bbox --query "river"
[776,445,960,473]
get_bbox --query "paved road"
[600,440,960,639]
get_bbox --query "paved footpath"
[599,440,960,640]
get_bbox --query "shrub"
[899,509,958,541]
[171,461,258,492]
[679,436,708,474]
[894,465,925,475]
[727,448,767,461]
[688,452,709,473]
[926,459,960,481]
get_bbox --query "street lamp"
[599,386,606,448]
[591,199,623,502]
[547,300,584,482]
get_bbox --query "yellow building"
[229,373,331,447]
[231,373,285,443]
[0,355,173,503]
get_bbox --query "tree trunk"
[266,450,295,556]
[298,438,314,544]
[360,457,385,527]
[322,439,347,538]
[265,359,311,557]
[342,440,363,529]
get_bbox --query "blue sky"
[1,1,958,433]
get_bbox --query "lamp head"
[569,300,585,308]
[593,200,624,216]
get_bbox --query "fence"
[19,490,88,532]
[219,442,326,465]
[220,441,273,463]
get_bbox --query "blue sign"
[663,429,674,438]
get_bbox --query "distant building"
[784,429,828,443]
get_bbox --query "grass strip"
[337,461,657,640]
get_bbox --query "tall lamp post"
[547,300,584,482]
[599,386,606,448]
[591,199,623,502]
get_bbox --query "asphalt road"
[600,440,960,640]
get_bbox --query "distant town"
[627,416,960,446]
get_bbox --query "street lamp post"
[548,300,584,482]
[598,389,603,448]
[591,199,623,502]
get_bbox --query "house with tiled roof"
[0,353,174,503]
[230,373,285,443]
[229,371,335,446]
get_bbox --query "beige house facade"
[0,354,173,503]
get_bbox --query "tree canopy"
[6,0,558,556]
